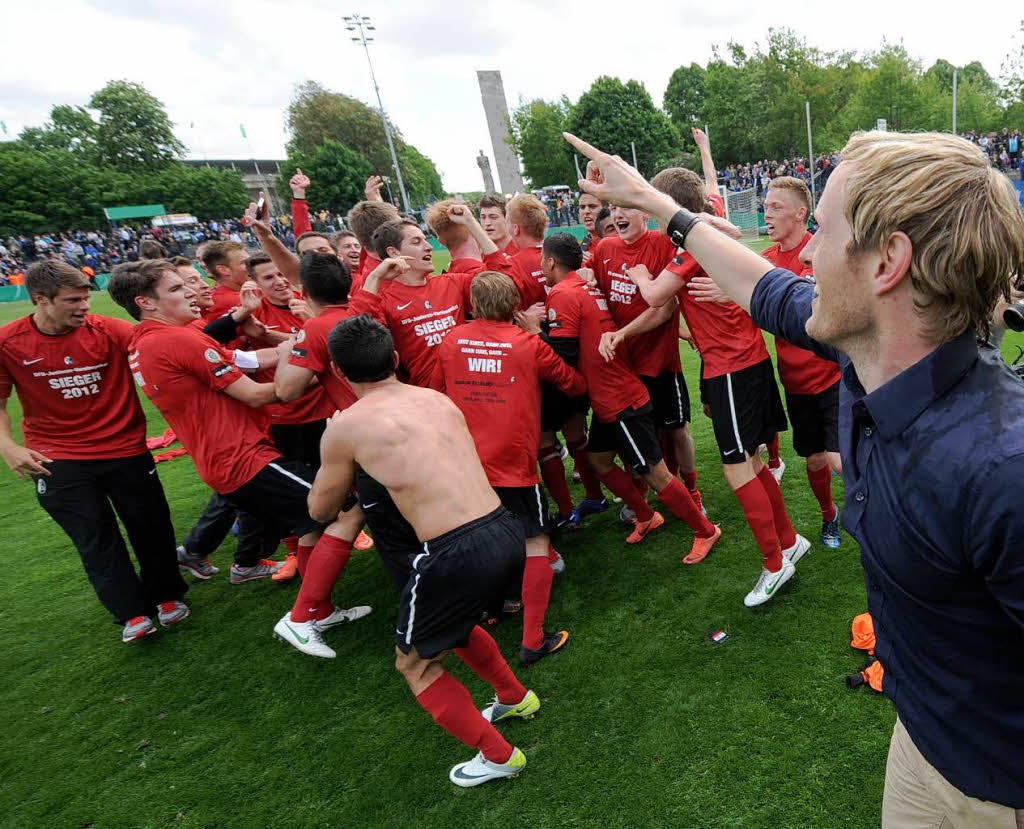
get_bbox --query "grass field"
[3,257,1021,829]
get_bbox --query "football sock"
[807,463,836,521]
[539,446,574,516]
[296,543,314,577]
[756,465,797,550]
[660,430,679,476]
[291,535,352,623]
[598,466,655,522]
[567,438,604,501]
[734,477,783,572]
[767,433,782,468]
[416,671,513,764]
[547,544,559,564]
[521,556,553,650]
[455,625,527,705]
[283,535,298,556]
[681,469,698,493]
[657,478,716,537]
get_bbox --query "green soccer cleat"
[481,689,541,723]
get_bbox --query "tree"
[842,42,925,132]
[564,77,681,177]
[664,64,707,130]
[19,105,98,161]
[88,80,185,171]
[920,59,1001,133]
[508,97,576,187]
[398,145,443,205]
[277,140,373,215]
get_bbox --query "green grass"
[3,276,1022,829]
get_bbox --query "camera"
[1003,300,1024,332]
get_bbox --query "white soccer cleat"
[449,747,527,787]
[314,605,372,631]
[273,612,336,658]
[743,559,796,607]
[782,534,810,565]
[770,459,786,482]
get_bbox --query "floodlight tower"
[344,13,411,214]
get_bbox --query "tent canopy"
[103,204,166,221]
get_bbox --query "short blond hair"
[197,240,243,277]
[347,200,399,249]
[840,130,1024,343]
[470,271,520,321]
[766,176,811,217]
[507,194,548,240]
[425,199,470,249]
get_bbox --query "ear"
[329,361,346,382]
[872,231,913,297]
[393,350,400,369]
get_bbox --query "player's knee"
[806,452,828,472]
[646,461,672,490]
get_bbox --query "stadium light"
[345,13,411,214]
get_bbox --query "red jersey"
[763,235,841,395]
[288,305,357,411]
[206,285,240,319]
[127,321,280,493]
[502,239,518,256]
[545,272,649,422]
[445,258,487,309]
[351,249,382,295]
[483,244,547,309]
[0,314,146,460]
[430,319,585,488]
[349,274,471,388]
[591,232,681,376]
[291,198,311,237]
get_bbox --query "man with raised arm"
[565,128,1024,827]
[312,313,538,788]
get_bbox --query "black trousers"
[181,492,278,568]
[35,452,187,624]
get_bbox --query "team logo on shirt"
[295,330,306,343]
[548,308,557,320]
[424,300,432,310]
[63,356,74,366]
[204,348,220,363]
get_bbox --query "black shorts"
[270,419,327,471]
[395,507,525,658]
[540,382,590,432]
[703,359,788,465]
[224,457,328,539]
[640,371,690,429]
[495,484,553,539]
[785,381,840,457]
[588,402,663,474]
[354,465,420,591]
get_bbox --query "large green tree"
[277,139,373,215]
[88,80,185,171]
[509,97,575,187]
[664,64,707,130]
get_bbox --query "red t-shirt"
[291,198,311,237]
[545,272,649,422]
[349,275,470,388]
[483,244,547,309]
[0,314,147,460]
[502,239,518,256]
[430,319,585,487]
[591,232,681,376]
[127,321,280,493]
[762,235,841,395]
[205,285,240,319]
[351,249,382,295]
[288,305,357,412]
[446,257,488,309]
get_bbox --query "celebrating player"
[477,193,517,255]
[197,240,251,318]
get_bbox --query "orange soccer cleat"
[625,511,665,544]
[271,553,298,582]
[682,525,722,565]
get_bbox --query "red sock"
[660,430,679,477]
[598,466,654,522]
[756,465,797,550]
[567,438,604,501]
[521,556,553,650]
[454,625,527,705]
[767,433,781,468]
[539,446,574,516]
[657,478,715,537]
[734,478,783,572]
[547,544,558,564]
[296,543,314,577]
[681,469,698,493]
[283,535,298,556]
[415,671,513,764]
[806,463,835,521]
[291,535,352,623]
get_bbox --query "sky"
[2,0,1021,193]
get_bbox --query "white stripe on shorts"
[405,542,430,646]
[674,374,685,424]
[533,484,544,526]
[724,374,744,456]
[618,420,645,470]
[268,462,312,489]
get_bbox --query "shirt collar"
[857,331,979,440]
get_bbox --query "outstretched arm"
[246,193,300,287]
[692,128,718,198]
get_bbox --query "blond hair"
[766,176,811,217]
[841,130,1024,343]
[347,200,399,249]
[425,199,470,249]
[507,194,548,240]
[650,167,706,213]
[470,271,520,321]
[197,240,243,278]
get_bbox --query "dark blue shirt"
[752,268,1024,807]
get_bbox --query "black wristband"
[666,208,701,248]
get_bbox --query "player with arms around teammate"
[311,314,539,787]
[0,261,188,643]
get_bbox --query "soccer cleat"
[743,559,796,607]
[449,747,527,788]
[571,469,582,484]
[122,615,156,643]
[177,545,218,580]
[271,553,298,582]
[519,630,570,666]
[229,560,280,584]
[619,504,636,525]
[574,497,608,518]
[770,459,786,483]
[201,556,220,575]
[273,612,336,658]
[314,604,372,631]
[782,534,811,565]
[555,511,581,530]
[354,530,374,551]
[549,551,566,574]
[157,600,189,627]
[682,524,722,565]
[626,510,665,544]
[481,689,541,723]
[821,506,841,549]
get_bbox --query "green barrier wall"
[0,273,112,302]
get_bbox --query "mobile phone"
[255,196,266,217]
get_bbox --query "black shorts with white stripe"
[702,358,788,465]
[222,457,332,539]
[494,484,554,539]
[640,370,691,429]
[354,465,420,591]
[587,402,663,474]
